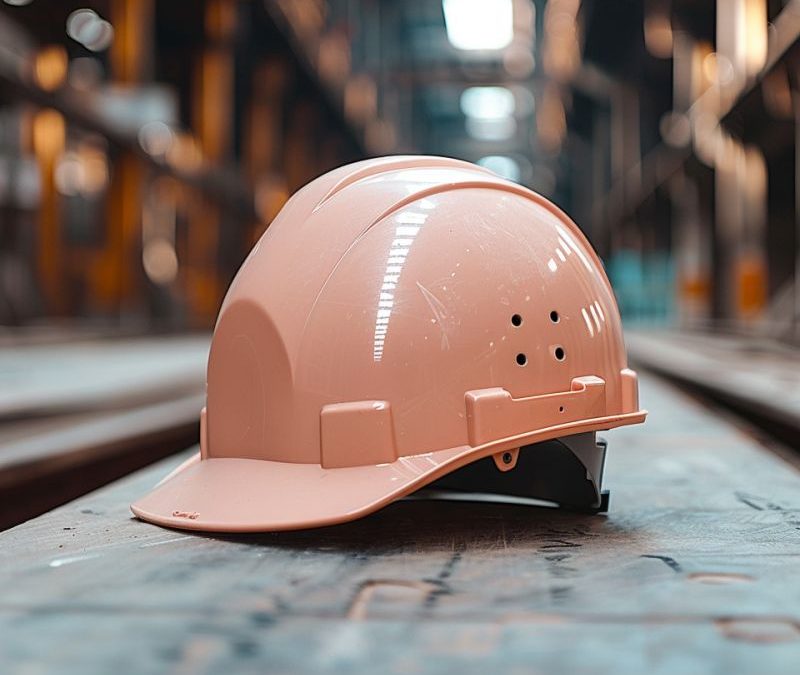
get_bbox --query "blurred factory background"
[0,0,798,342]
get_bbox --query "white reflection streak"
[594,300,605,322]
[589,303,602,333]
[581,307,595,337]
[555,225,593,272]
[373,211,428,361]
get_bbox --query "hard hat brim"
[131,410,645,533]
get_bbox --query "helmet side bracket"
[465,375,607,447]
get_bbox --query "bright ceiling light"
[460,86,515,119]
[443,0,514,51]
[466,116,517,141]
[478,155,521,182]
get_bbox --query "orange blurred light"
[344,74,377,125]
[317,31,351,86]
[542,0,580,81]
[32,109,66,159]
[744,0,767,76]
[706,52,735,86]
[34,45,68,91]
[166,133,203,173]
[644,14,673,59]
[536,83,566,153]
[736,253,766,319]
[143,239,179,285]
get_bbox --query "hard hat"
[132,156,646,532]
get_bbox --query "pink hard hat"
[132,156,646,532]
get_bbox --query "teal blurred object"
[606,250,675,325]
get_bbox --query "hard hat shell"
[132,156,646,532]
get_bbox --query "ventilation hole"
[559,406,565,413]
[516,353,527,366]
[511,313,523,327]
[554,346,565,361]
[550,310,559,323]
